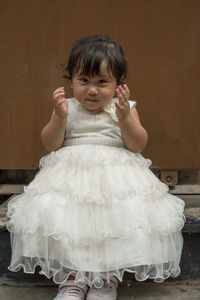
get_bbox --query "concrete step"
[0,280,200,300]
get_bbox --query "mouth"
[86,99,99,102]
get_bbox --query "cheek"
[104,87,116,97]
[73,86,85,98]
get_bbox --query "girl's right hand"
[53,87,68,119]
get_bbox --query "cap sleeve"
[129,100,136,109]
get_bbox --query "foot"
[53,284,89,300]
[86,278,118,300]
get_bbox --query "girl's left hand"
[115,84,131,121]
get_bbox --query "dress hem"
[8,261,181,288]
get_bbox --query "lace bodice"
[63,98,136,147]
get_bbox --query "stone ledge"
[0,280,200,300]
[0,199,9,231]
[1,184,200,195]
[0,185,24,195]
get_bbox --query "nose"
[88,85,98,96]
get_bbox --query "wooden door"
[1,0,200,169]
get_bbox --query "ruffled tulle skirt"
[7,145,185,288]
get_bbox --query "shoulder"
[104,99,137,122]
[113,98,136,109]
[129,100,141,124]
[65,98,80,112]
[129,100,136,109]
[65,97,77,105]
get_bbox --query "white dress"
[7,98,185,288]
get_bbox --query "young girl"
[7,35,185,300]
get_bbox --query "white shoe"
[86,278,118,300]
[54,281,89,300]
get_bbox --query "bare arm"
[41,87,68,152]
[118,107,148,153]
[115,84,148,153]
[41,110,67,152]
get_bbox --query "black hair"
[63,35,127,85]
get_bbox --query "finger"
[53,87,65,95]
[114,100,123,111]
[118,86,128,103]
[123,84,130,99]
[116,88,125,106]
[119,85,128,102]
[53,87,63,95]
[54,91,65,100]
[55,98,66,107]
[56,97,66,103]
[53,87,65,97]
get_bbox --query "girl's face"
[71,60,117,113]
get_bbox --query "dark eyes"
[79,77,88,83]
[99,79,107,84]
[79,77,107,84]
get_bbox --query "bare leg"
[103,277,118,287]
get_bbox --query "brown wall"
[1,0,200,169]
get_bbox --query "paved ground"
[0,280,200,300]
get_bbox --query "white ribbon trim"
[103,99,118,122]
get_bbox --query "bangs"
[75,46,110,77]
